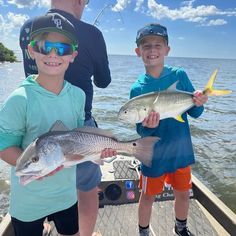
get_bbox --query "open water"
[0,55,235,221]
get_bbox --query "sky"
[0,0,236,59]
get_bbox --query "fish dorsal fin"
[49,120,70,132]
[73,127,118,140]
[167,81,178,91]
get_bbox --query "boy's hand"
[193,90,208,107]
[142,111,160,128]
[100,148,117,158]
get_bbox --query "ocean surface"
[0,55,235,222]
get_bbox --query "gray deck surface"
[49,199,218,236]
[95,200,219,236]
[48,157,220,236]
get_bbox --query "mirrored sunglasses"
[30,40,77,56]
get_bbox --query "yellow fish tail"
[203,68,232,96]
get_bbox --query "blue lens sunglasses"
[30,40,77,56]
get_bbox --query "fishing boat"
[0,156,235,236]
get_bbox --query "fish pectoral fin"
[65,153,103,166]
[153,93,160,104]
[66,154,84,160]
[175,115,185,122]
[63,154,85,167]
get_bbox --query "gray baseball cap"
[136,23,168,46]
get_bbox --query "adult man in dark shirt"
[19,1,111,235]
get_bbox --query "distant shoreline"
[10,50,236,61]
[107,54,236,61]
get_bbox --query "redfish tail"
[133,136,159,167]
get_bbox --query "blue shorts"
[76,117,102,191]
[11,202,78,236]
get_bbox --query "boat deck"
[47,200,219,236]
[96,200,220,236]
[1,156,235,236]
[48,157,229,236]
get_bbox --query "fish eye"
[31,156,39,163]
[132,142,137,146]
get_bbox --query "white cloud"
[7,12,28,27]
[203,19,227,26]
[181,0,196,7]
[0,14,4,26]
[147,0,218,22]
[0,12,28,36]
[7,0,49,9]
[112,0,236,26]
[112,0,131,12]
[134,0,144,11]
[0,0,3,5]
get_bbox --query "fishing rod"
[93,4,124,26]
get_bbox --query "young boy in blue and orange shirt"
[131,23,208,236]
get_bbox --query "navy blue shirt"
[19,9,111,121]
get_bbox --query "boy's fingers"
[193,94,208,106]
[142,112,160,127]
[101,148,117,158]
[149,112,160,127]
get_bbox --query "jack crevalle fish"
[15,121,159,185]
[118,69,232,123]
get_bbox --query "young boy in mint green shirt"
[0,13,115,236]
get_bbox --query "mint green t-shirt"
[0,75,85,221]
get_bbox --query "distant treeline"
[0,42,17,62]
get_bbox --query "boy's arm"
[0,92,26,166]
[0,146,22,166]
